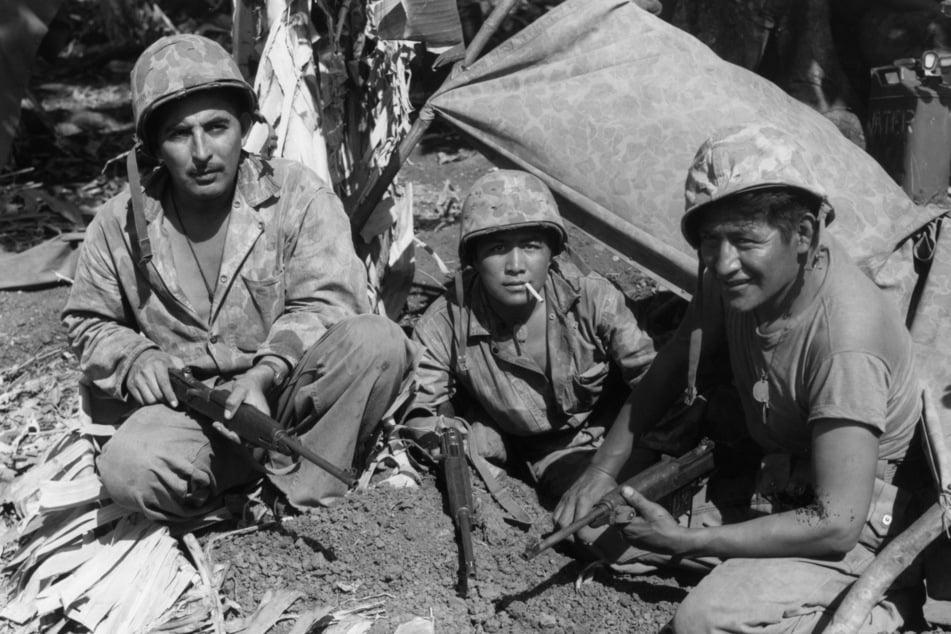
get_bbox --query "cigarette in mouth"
[524,283,544,303]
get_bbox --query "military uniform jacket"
[411,257,656,436]
[63,154,368,402]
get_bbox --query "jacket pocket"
[236,273,285,350]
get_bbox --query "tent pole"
[350,111,432,234]
[463,0,519,68]
[350,0,521,234]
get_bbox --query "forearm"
[662,422,877,559]
[673,507,861,560]
[64,313,159,399]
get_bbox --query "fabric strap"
[452,271,469,375]
[447,415,533,528]
[126,150,153,266]
[684,259,705,405]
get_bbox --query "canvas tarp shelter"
[426,0,951,433]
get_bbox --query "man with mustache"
[63,34,416,522]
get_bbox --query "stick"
[0,346,66,379]
[462,0,521,68]
[827,501,948,634]
[0,167,34,183]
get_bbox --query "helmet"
[681,123,834,249]
[458,169,566,263]
[130,34,258,155]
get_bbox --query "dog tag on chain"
[752,377,770,425]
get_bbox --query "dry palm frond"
[0,430,214,634]
[239,588,304,634]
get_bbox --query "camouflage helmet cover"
[130,33,258,155]
[459,169,567,262]
[682,123,835,249]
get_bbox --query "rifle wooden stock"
[439,427,477,595]
[524,438,716,559]
[168,367,355,487]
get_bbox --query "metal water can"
[866,50,951,205]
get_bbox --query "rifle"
[523,438,716,559]
[437,426,477,595]
[168,367,355,487]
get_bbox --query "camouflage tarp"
[427,0,951,428]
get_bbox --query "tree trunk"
[100,0,140,45]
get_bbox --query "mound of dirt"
[210,469,689,633]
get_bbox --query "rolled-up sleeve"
[591,280,656,386]
[408,297,456,417]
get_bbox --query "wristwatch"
[256,357,290,387]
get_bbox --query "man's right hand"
[403,415,467,454]
[553,465,618,535]
[126,349,185,406]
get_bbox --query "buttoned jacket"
[411,257,655,435]
[63,154,368,402]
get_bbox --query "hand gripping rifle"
[168,367,355,487]
[523,438,716,559]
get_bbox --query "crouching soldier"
[404,169,656,508]
[62,34,417,522]
[557,124,935,632]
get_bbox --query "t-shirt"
[717,239,920,461]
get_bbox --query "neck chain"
[751,247,828,423]
[168,197,220,304]
[752,323,792,426]
[752,363,772,425]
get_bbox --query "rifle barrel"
[523,505,608,560]
[456,509,477,589]
[272,430,355,487]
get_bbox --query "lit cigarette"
[524,283,544,303]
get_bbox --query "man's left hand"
[212,365,274,444]
[613,486,684,555]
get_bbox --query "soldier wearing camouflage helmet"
[456,169,567,264]
[62,33,417,522]
[130,33,261,158]
[558,124,930,632]
[405,169,655,509]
